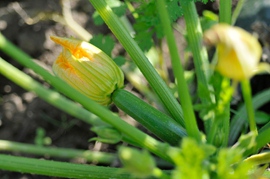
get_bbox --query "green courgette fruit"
[112,89,187,145]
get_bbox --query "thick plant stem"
[241,80,258,135]
[219,0,232,24]
[112,89,187,145]
[0,35,173,162]
[180,0,214,137]
[181,0,212,101]
[88,0,184,126]
[156,0,200,141]
[0,154,132,179]
[0,140,115,164]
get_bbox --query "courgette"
[112,89,186,145]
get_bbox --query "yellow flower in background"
[203,24,263,81]
[51,36,124,106]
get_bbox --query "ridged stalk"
[180,0,214,138]
[88,0,184,126]
[156,0,201,141]
[0,140,115,164]
[0,154,132,179]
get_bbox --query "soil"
[0,0,113,178]
[1,0,270,179]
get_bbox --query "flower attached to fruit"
[203,24,263,81]
[51,36,124,105]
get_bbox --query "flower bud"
[203,24,262,81]
[90,126,122,144]
[51,36,124,105]
[118,146,156,178]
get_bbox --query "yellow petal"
[204,24,262,80]
[51,36,124,105]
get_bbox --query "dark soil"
[0,0,113,178]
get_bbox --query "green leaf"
[134,29,154,52]
[108,0,127,17]
[131,0,183,51]
[90,34,115,56]
[113,56,126,66]
[167,0,183,21]
[255,111,270,124]
[92,11,104,25]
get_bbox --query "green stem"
[241,80,258,135]
[112,89,187,145]
[219,0,232,24]
[180,0,214,136]
[0,140,115,164]
[180,0,212,101]
[0,154,132,179]
[156,0,200,141]
[0,35,173,162]
[88,0,184,126]
[0,138,172,168]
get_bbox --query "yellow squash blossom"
[203,24,263,81]
[51,36,124,106]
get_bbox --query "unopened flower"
[51,36,124,105]
[118,146,156,178]
[203,24,263,81]
[90,126,122,144]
